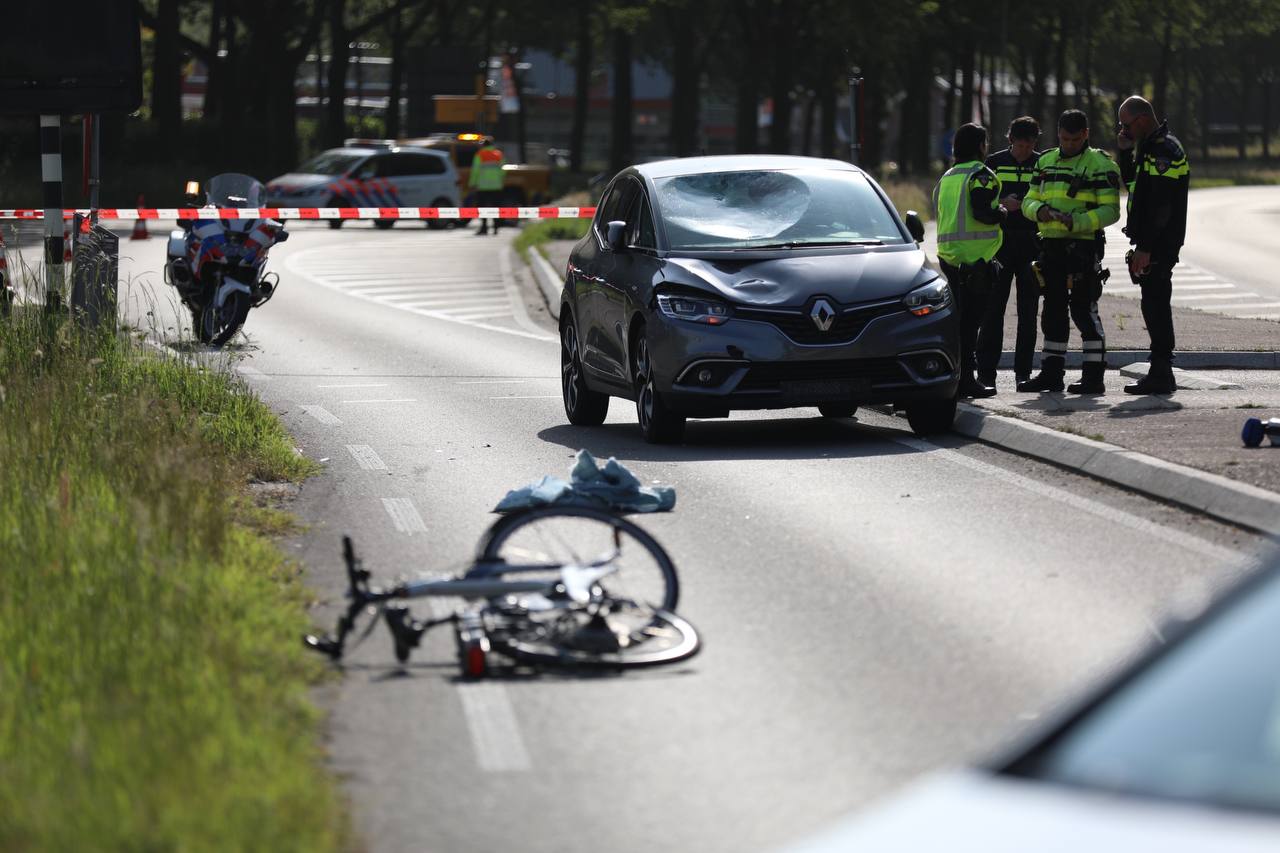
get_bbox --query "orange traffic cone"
[130,194,150,240]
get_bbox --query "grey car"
[558,155,959,443]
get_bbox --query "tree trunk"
[818,54,836,158]
[768,2,794,154]
[1262,76,1272,161]
[1153,15,1173,116]
[1029,32,1050,129]
[152,0,182,144]
[1199,65,1212,162]
[609,25,633,174]
[913,60,933,174]
[204,0,227,122]
[1238,59,1251,160]
[570,0,592,172]
[512,56,529,163]
[960,42,975,125]
[734,0,761,153]
[667,5,700,156]
[862,72,884,169]
[800,93,816,155]
[1052,11,1067,120]
[943,61,958,133]
[385,8,405,139]
[326,0,351,147]
[1080,12,1097,134]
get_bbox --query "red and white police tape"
[0,206,597,221]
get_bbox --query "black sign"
[0,6,142,114]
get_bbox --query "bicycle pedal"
[384,606,426,663]
[303,634,343,659]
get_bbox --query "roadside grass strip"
[0,309,345,852]
[513,217,591,261]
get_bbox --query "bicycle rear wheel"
[493,604,701,669]
[475,505,679,612]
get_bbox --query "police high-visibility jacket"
[933,160,1005,265]
[985,147,1043,235]
[1118,121,1189,261]
[469,145,506,192]
[1022,147,1121,239]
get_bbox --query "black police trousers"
[1038,239,1105,375]
[1135,257,1176,366]
[976,234,1040,379]
[939,259,993,376]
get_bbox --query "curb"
[526,249,563,322]
[997,350,1280,370]
[950,403,1280,537]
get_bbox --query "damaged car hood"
[658,246,939,308]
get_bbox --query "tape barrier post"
[40,115,64,310]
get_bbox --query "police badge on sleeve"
[1155,158,1171,174]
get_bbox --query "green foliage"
[514,217,591,261]
[0,310,340,852]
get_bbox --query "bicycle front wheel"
[475,505,679,612]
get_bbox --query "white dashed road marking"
[381,497,427,534]
[301,405,342,425]
[346,444,387,470]
[457,683,533,772]
[237,364,270,380]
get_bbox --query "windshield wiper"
[741,239,885,249]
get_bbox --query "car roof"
[326,146,449,161]
[632,154,864,180]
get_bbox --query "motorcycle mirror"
[904,210,925,243]
[275,230,290,243]
[606,220,627,251]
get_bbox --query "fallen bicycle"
[304,505,700,677]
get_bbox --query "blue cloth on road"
[494,450,676,514]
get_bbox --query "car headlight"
[657,293,731,326]
[902,279,952,317]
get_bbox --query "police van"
[265,142,461,229]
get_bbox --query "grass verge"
[514,217,590,262]
[0,308,344,852]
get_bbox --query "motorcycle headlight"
[657,293,731,326]
[902,279,952,317]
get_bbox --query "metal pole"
[847,69,863,166]
[40,114,64,308]
[90,113,101,224]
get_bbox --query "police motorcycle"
[164,174,287,346]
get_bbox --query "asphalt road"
[109,214,1274,852]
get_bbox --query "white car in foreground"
[787,555,1280,853]
[265,144,460,229]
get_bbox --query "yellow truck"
[398,133,552,207]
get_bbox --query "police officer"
[470,138,506,235]
[933,122,1006,398]
[976,116,1044,387]
[1018,109,1121,394]
[1116,95,1189,395]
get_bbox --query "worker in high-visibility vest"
[1018,109,1121,394]
[470,139,506,235]
[933,122,1007,399]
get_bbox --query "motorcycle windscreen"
[206,173,266,208]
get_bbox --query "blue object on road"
[494,450,676,513]
[1242,417,1280,448]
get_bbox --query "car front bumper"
[648,305,960,416]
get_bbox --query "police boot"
[1124,362,1176,395]
[1017,358,1065,393]
[959,373,997,398]
[1068,362,1106,395]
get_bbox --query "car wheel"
[818,403,858,418]
[904,397,957,436]
[561,319,609,425]
[632,331,685,444]
[373,219,395,230]
[426,198,453,230]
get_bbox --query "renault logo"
[810,298,836,332]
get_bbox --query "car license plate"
[782,378,866,398]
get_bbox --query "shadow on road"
[537,415,923,463]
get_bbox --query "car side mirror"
[904,211,925,244]
[606,220,628,251]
